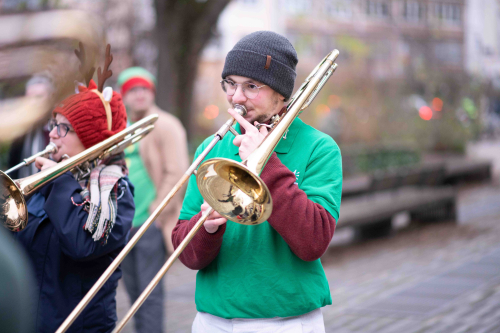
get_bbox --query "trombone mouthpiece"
[47,142,58,154]
[234,104,247,116]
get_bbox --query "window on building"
[433,2,461,25]
[286,0,312,15]
[434,42,462,65]
[366,0,391,18]
[325,0,353,18]
[402,1,426,23]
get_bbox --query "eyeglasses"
[48,119,73,137]
[220,79,267,99]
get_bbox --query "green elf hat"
[117,67,156,96]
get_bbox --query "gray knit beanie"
[222,31,298,101]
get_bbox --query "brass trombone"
[0,114,158,232]
[4,142,59,176]
[113,49,339,332]
[55,105,248,333]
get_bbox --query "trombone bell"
[0,171,27,232]
[196,158,272,225]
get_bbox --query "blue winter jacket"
[15,172,135,333]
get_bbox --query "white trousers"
[192,308,326,333]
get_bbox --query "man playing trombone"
[172,31,342,332]
[14,71,135,332]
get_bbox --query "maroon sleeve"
[172,212,226,270]
[171,152,336,268]
[261,153,336,261]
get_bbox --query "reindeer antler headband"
[75,43,114,131]
[75,42,95,87]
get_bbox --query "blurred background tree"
[154,0,231,134]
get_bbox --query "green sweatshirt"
[179,117,342,319]
[125,142,156,228]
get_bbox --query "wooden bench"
[342,163,446,198]
[338,186,456,239]
[370,163,446,192]
[444,159,492,184]
[337,158,490,239]
[341,158,492,198]
[341,175,371,198]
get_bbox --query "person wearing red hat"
[117,67,189,333]
[15,76,136,333]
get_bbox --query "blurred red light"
[419,106,432,120]
[328,95,341,109]
[204,105,219,119]
[316,104,331,116]
[432,98,443,111]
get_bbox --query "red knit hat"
[53,79,127,149]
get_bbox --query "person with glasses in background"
[14,74,135,333]
[172,31,342,332]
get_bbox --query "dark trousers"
[122,225,166,333]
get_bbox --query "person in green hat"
[117,67,189,333]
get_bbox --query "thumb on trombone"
[201,201,227,234]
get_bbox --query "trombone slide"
[112,49,340,332]
[55,106,247,333]
[4,142,58,175]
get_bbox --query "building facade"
[202,0,465,77]
[195,0,467,135]
[465,0,500,81]
[284,0,465,78]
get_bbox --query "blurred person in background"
[117,67,189,333]
[172,31,342,332]
[8,72,54,179]
[15,77,135,333]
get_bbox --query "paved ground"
[320,182,500,333]
[115,181,500,332]
[115,141,500,332]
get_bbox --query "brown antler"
[74,42,95,86]
[97,44,113,92]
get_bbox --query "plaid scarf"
[72,153,128,244]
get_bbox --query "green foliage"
[337,36,369,61]
[313,68,489,155]
[341,144,420,177]
[0,143,11,171]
